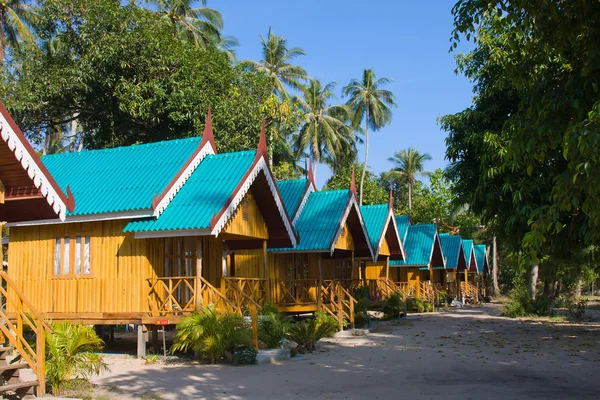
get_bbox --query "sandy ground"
[90,302,600,400]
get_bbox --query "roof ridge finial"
[350,166,356,194]
[257,118,267,158]
[199,106,217,153]
[388,187,393,210]
[308,159,315,186]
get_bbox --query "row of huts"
[1,105,490,353]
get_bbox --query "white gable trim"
[0,113,69,221]
[210,156,297,248]
[374,209,405,260]
[329,195,375,260]
[152,143,214,217]
[134,228,210,239]
[292,181,315,225]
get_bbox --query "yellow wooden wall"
[379,236,391,256]
[232,249,264,278]
[334,223,354,250]
[223,192,268,239]
[365,261,385,279]
[8,220,163,315]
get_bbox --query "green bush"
[258,309,293,349]
[46,322,109,395]
[287,317,337,353]
[171,305,252,364]
[315,311,340,335]
[382,292,404,320]
[353,296,370,328]
[407,297,432,313]
[568,298,588,319]
[501,284,554,318]
[352,286,369,301]
[233,347,257,365]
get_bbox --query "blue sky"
[216,0,474,188]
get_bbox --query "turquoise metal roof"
[390,224,437,267]
[439,234,463,269]
[463,239,475,269]
[42,137,202,216]
[474,244,487,274]
[274,189,350,252]
[124,151,256,232]
[395,216,410,242]
[360,205,389,253]
[276,179,307,218]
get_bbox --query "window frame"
[53,235,93,278]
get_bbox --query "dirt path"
[91,302,600,400]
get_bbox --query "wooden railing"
[276,279,318,305]
[146,276,240,315]
[222,278,268,307]
[395,282,416,297]
[460,282,480,303]
[0,270,50,396]
[420,282,436,305]
[321,280,356,328]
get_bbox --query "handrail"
[0,271,49,396]
[0,271,52,332]
[222,279,262,311]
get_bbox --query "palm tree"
[293,79,355,165]
[388,148,431,211]
[150,0,223,48]
[343,69,396,205]
[241,27,308,98]
[213,35,239,63]
[0,0,37,64]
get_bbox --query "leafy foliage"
[382,292,404,320]
[258,308,293,349]
[45,322,108,395]
[171,306,252,364]
[232,346,257,365]
[324,163,387,205]
[387,148,431,211]
[286,316,337,353]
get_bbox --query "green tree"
[293,79,355,165]
[343,69,396,205]
[3,0,274,152]
[241,27,308,98]
[148,0,223,48]
[387,148,431,211]
[0,0,36,63]
[324,163,387,205]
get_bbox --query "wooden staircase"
[460,281,480,304]
[0,270,50,397]
[320,280,356,328]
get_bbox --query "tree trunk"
[576,276,582,298]
[408,182,412,211]
[492,236,500,296]
[529,260,539,300]
[0,9,5,65]
[359,109,369,205]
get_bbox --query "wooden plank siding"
[8,220,164,316]
[223,193,268,239]
[334,223,354,251]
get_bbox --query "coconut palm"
[293,79,355,165]
[241,27,308,98]
[343,68,396,205]
[388,147,432,211]
[213,34,239,63]
[0,0,37,64]
[149,0,223,48]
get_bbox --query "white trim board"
[134,229,211,239]
[6,209,154,227]
[0,113,70,221]
[292,182,315,226]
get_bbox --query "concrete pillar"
[137,324,147,358]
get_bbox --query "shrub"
[568,298,587,320]
[501,284,554,318]
[315,311,339,336]
[407,298,431,313]
[382,292,404,320]
[352,286,370,301]
[354,296,370,328]
[233,347,257,365]
[258,310,293,349]
[287,317,337,353]
[171,305,252,364]
[46,322,109,395]
[143,353,160,365]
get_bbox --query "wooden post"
[151,325,159,353]
[385,256,390,281]
[250,303,258,349]
[429,263,434,283]
[262,240,269,303]
[317,254,323,311]
[350,251,356,281]
[337,285,343,329]
[0,180,4,204]
[195,237,203,311]
[36,322,46,397]
[137,324,147,358]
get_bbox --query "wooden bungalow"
[7,110,301,354]
[438,234,467,301]
[262,170,374,321]
[460,239,480,302]
[389,223,445,300]
[361,191,406,299]
[0,103,77,395]
[474,244,490,297]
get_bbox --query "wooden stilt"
[263,240,270,303]
[137,325,147,358]
[317,254,323,311]
[195,237,203,311]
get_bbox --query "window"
[286,254,309,280]
[54,236,91,277]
